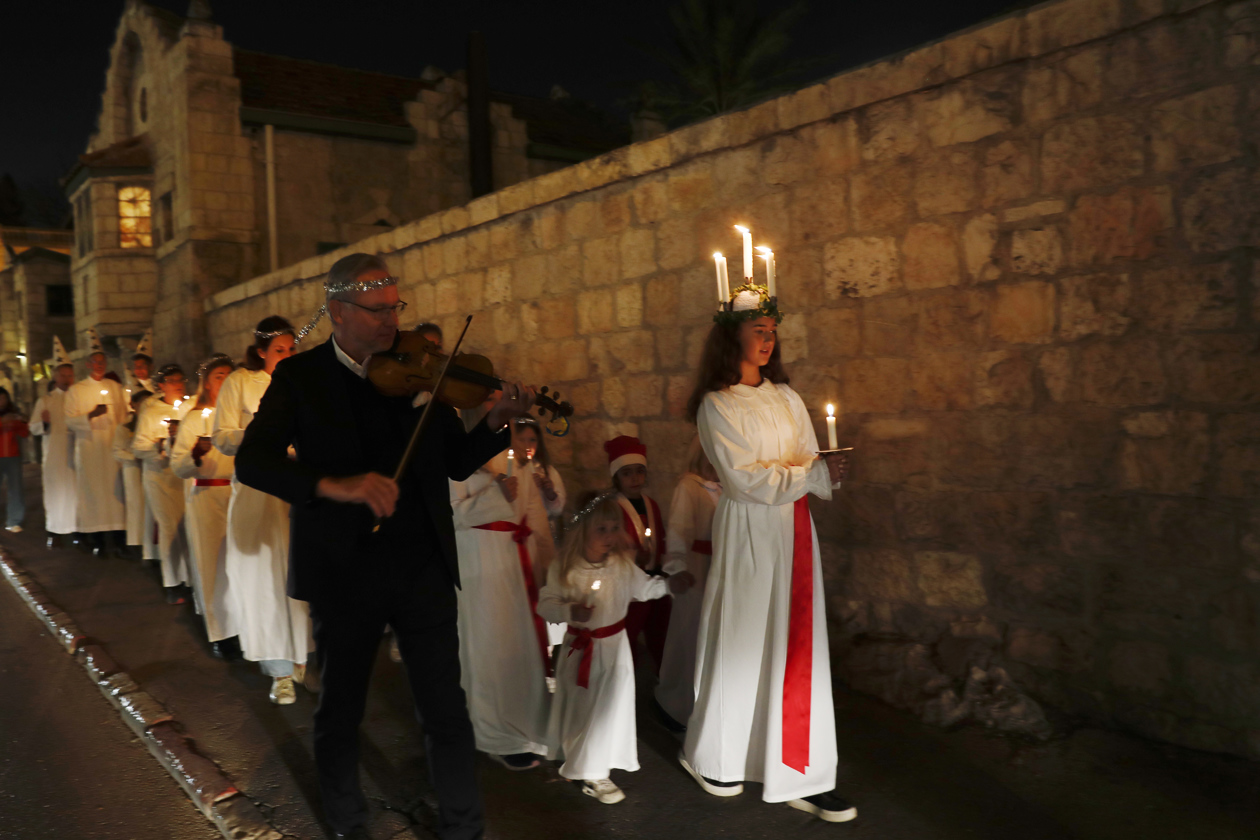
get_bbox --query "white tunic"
[172,406,238,643]
[538,556,667,781]
[213,368,312,664]
[655,472,721,725]
[112,422,146,546]
[684,381,838,803]
[450,457,553,757]
[29,389,77,534]
[133,398,191,588]
[64,377,128,532]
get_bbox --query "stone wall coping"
[205,0,1205,314]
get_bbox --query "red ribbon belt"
[195,478,231,487]
[783,496,814,774]
[474,518,551,676]
[566,618,627,688]
[691,539,713,555]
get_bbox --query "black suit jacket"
[234,337,508,603]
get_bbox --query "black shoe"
[211,637,243,661]
[653,697,687,734]
[164,586,188,605]
[788,791,857,823]
[491,752,540,771]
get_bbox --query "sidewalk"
[3,464,1259,840]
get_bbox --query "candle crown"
[713,224,782,328]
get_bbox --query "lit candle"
[174,399,182,410]
[506,448,515,478]
[734,225,753,279]
[713,252,726,303]
[756,245,776,298]
[201,408,212,419]
[644,527,652,539]
[591,580,602,591]
[825,403,838,450]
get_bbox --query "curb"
[0,547,285,840]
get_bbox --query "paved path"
[2,464,1258,839]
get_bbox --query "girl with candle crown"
[536,492,691,805]
[682,231,856,823]
[133,363,193,604]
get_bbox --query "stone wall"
[206,0,1260,758]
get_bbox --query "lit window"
[118,185,152,248]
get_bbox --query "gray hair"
[326,253,390,301]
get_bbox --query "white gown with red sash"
[450,450,551,757]
[684,380,838,803]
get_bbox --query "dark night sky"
[1,0,1022,225]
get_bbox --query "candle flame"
[507,449,514,459]
[756,245,773,255]
[100,389,108,395]
[734,224,749,234]
[713,251,723,259]
[591,580,602,591]
[644,528,652,538]
[826,403,835,417]
[202,408,211,418]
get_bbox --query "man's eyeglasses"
[338,300,409,320]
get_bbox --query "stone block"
[656,216,695,271]
[1109,640,1172,695]
[851,165,913,232]
[1023,0,1122,56]
[842,357,910,413]
[1058,272,1132,340]
[1168,334,1260,404]
[606,329,656,374]
[627,136,672,178]
[922,75,1017,149]
[619,228,656,280]
[577,289,614,334]
[1080,338,1167,405]
[1182,167,1260,253]
[848,549,915,603]
[910,350,975,410]
[484,263,511,307]
[644,274,681,327]
[1184,656,1260,722]
[1119,411,1210,494]
[1137,262,1236,332]
[1151,85,1241,173]
[761,133,812,187]
[1005,626,1093,674]
[993,562,1086,616]
[1022,47,1105,125]
[1068,187,1174,266]
[1002,200,1067,224]
[1012,412,1117,489]
[790,178,849,245]
[667,160,716,214]
[980,140,1034,208]
[914,148,978,217]
[624,375,665,417]
[991,281,1055,344]
[918,288,986,349]
[975,349,1034,408]
[1215,413,1260,497]
[601,375,626,417]
[726,99,781,147]
[1040,115,1145,194]
[934,414,1012,487]
[858,418,931,486]
[434,277,458,315]
[582,236,620,287]
[490,303,520,344]
[903,222,961,290]
[778,83,832,130]
[1038,346,1074,402]
[614,283,643,329]
[824,236,900,298]
[915,552,986,609]
[861,98,921,162]
[861,294,917,356]
[962,213,1001,282]
[564,201,601,241]
[535,296,576,339]
[808,307,861,360]
[1010,228,1063,276]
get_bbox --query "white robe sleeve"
[536,561,572,624]
[211,372,248,456]
[132,403,169,465]
[29,396,49,437]
[628,563,669,603]
[543,465,566,516]
[113,424,136,463]
[697,389,832,507]
[63,384,93,435]
[662,478,696,576]
[450,472,517,530]
[170,416,207,480]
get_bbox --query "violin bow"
[372,314,473,533]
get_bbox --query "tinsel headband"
[568,490,619,527]
[296,274,400,343]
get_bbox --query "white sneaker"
[5,525,21,533]
[679,751,743,796]
[269,675,296,705]
[582,778,625,804]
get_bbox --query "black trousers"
[309,559,482,840]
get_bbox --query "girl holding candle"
[679,245,856,822]
[213,316,312,705]
[112,389,153,557]
[536,493,691,804]
[133,363,192,603]
[172,354,240,659]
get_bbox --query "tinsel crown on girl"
[712,224,782,328]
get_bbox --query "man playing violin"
[235,253,536,840]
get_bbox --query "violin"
[367,329,573,436]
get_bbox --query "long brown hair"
[193,354,235,408]
[242,316,295,371]
[685,321,789,422]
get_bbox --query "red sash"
[782,496,814,774]
[565,618,627,688]
[691,539,712,555]
[195,478,231,487]
[474,518,551,676]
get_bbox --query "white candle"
[201,408,212,419]
[714,252,726,303]
[591,580,602,591]
[720,256,730,302]
[735,225,753,279]
[174,399,182,410]
[826,403,838,450]
[757,245,776,298]
[506,449,515,478]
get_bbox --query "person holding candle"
[537,492,691,804]
[172,353,241,659]
[133,363,192,603]
[679,248,855,823]
[0,387,30,533]
[64,330,128,555]
[213,316,313,705]
[128,328,155,397]
[605,434,671,676]
[113,388,153,558]
[30,351,78,546]
[653,437,721,733]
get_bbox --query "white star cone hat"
[51,336,71,367]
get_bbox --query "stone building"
[206,0,1260,759]
[0,226,74,409]
[66,0,626,369]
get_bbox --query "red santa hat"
[604,435,647,477]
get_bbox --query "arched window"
[118,186,152,248]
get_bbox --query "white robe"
[684,381,839,803]
[213,368,312,664]
[538,556,668,780]
[450,455,556,757]
[29,389,77,534]
[64,377,127,532]
[655,472,721,726]
[172,406,238,643]
[112,422,145,546]
[133,398,191,588]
